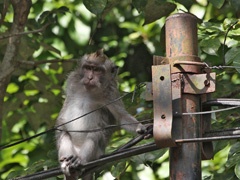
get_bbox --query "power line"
[0,89,139,150]
[14,126,240,180]
[2,99,240,150]
[14,128,156,180]
[176,106,240,116]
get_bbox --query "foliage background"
[0,0,240,179]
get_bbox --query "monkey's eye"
[84,65,92,71]
[83,65,105,74]
[93,67,104,73]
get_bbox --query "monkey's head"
[77,49,118,92]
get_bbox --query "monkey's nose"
[88,76,93,80]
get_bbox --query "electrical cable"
[203,98,240,107]
[0,89,142,150]
[14,128,156,180]
[174,105,240,116]
[2,100,240,150]
[14,125,240,180]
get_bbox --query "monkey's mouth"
[84,84,96,90]
[83,81,98,90]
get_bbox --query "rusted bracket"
[152,64,177,148]
[150,55,216,153]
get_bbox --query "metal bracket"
[152,64,176,148]
[150,56,216,151]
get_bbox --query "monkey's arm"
[107,103,146,134]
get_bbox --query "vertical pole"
[166,14,201,179]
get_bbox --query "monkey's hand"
[60,155,81,176]
[136,124,153,139]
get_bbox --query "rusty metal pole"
[166,14,202,179]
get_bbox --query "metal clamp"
[152,64,177,148]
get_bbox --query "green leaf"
[209,0,225,8]
[233,58,240,74]
[24,89,39,96]
[40,42,61,56]
[200,22,223,33]
[6,83,19,94]
[228,142,240,159]
[143,1,176,25]
[37,6,69,24]
[175,0,193,9]
[235,162,240,179]
[101,0,120,17]
[226,152,240,169]
[223,18,239,30]
[83,0,107,16]
[132,0,147,13]
[55,6,69,14]
[111,161,127,177]
[225,47,240,65]
[200,38,221,56]
[38,10,51,24]
[226,142,240,168]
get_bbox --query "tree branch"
[0,22,51,40]
[18,58,78,67]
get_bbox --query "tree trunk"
[0,0,32,141]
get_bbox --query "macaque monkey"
[56,49,146,180]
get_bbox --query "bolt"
[204,80,210,86]
[161,114,166,119]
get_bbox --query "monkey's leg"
[58,132,79,179]
[73,135,103,180]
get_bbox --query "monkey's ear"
[96,49,104,57]
[111,65,119,78]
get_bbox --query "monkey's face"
[80,62,106,91]
[76,50,118,94]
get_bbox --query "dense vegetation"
[0,0,240,179]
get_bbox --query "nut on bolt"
[204,80,210,86]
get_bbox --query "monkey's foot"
[60,155,81,176]
[143,124,153,139]
[136,124,153,139]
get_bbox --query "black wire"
[13,128,240,180]
[80,125,153,177]
[0,117,151,151]
[176,134,240,143]
[0,85,146,150]
[13,124,154,179]
[2,97,240,150]
[55,119,153,133]
[0,94,128,150]
[14,142,158,180]
[55,83,146,129]
[0,129,55,150]
[54,92,130,129]
[111,124,153,154]
[203,98,240,107]
[131,82,146,102]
